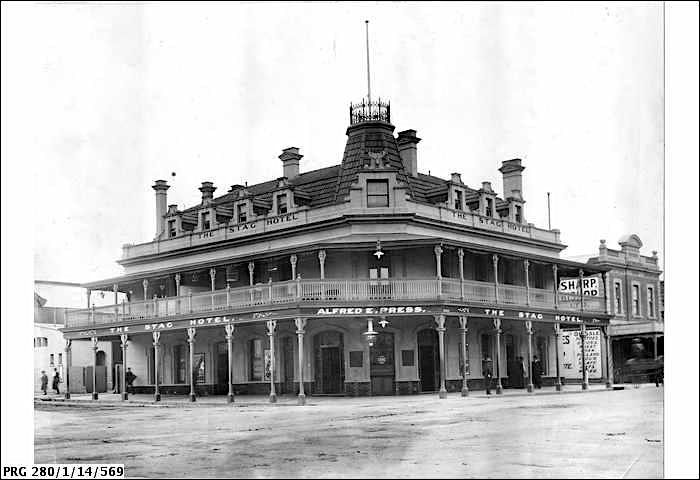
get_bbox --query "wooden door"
[321,347,342,393]
[418,329,439,392]
[370,332,395,395]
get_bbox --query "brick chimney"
[199,181,216,204]
[498,159,525,199]
[397,130,421,177]
[152,180,170,238]
[481,181,494,193]
[279,147,303,180]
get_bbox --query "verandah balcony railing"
[68,278,606,329]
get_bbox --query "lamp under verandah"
[363,318,378,347]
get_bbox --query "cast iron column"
[318,250,326,280]
[225,324,235,403]
[267,320,278,403]
[120,334,128,401]
[525,321,534,392]
[435,315,447,399]
[295,318,307,405]
[492,255,500,304]
[290,254,297,280]
[153,331,161,401]
[554,323,562,391]
[457,248,465,300]
[494,318,503,394]
[578,269,585,313]
[552,264,559,310]
[64,339,72,400]
[604,326,612,388]
[580,324,588,390]
[187,327,197,402]
[459,316,469,396]
[91,336,99,400]
[175,273,181,314]
[524,259,530,306]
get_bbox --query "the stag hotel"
[62,99,613,403]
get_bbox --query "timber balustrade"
[67,278,607,328]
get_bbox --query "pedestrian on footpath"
[52,369,61,394]
[482,356,494,395]
[532,355,543,389]
[125,368,136,395]
[40,370,48,395]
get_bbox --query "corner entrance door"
[505,334,523,388]
[418,329,440,392]
[314,331,344,394]
[370,331,395,395]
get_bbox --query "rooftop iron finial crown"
[349,98,391,125]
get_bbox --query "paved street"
[35,386,662,478]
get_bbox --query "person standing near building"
[40,370,48,395]
[532,355,543,389]
[51,369,60,394]
[482,356,494,395]
[125,368,136,395]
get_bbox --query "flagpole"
[365,20,371,103]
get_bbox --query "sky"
[2,2,664,284]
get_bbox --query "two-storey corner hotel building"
[61,99,614,403]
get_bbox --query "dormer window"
[237,203,247,223]
[168,219,177,238]
[454,190,463,210]
[201,211,211,230]
[485,198,494,217]
[515,205,523,223]
[277,193,288,215]
[367,179,389,207]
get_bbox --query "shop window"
[34,337,48,348]
[168,219,177,238]
[647,286,655,318]
[458,343,470,375]
[614,281,623,314]
[401,350,415,367]
[481,334,492,360]
[367,180,389,207]
[454,190,463,210]
[174,345,187,384]
[237,203,247,223]
[632,284,640,316]
[277,193,288,215]
[350,351,364,367]
[193,353,206,384]
[201,212,211,230]
[249,338,264,381]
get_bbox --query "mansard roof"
[175,162,517,215]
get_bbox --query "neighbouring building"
[60,97,615,403]
[34,281,119,395]
[585,235,663,383]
